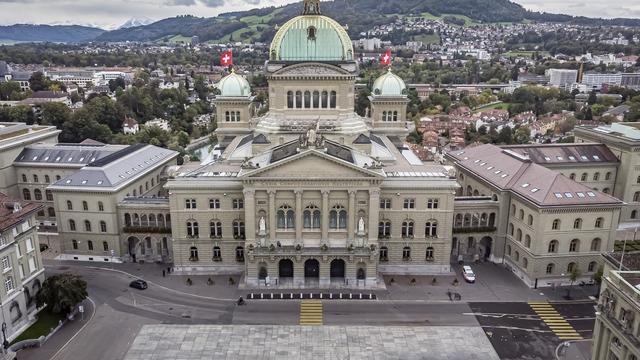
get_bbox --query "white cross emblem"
[222,54,231,64]
[383,54,389,62]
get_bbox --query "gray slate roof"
[501,143,619,165]
[14,143,126,166]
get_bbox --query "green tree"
[566,266,582,300]
[40,102,71,128]
[355,89,371,117]
[587,90,597,105]
[0,81,21,100]
[35,273,88,315]
[83,96,127,132]
[513,126,531,144]
[60,116,113,143]
[108,78,126,92]
[0,105,35,124]
[497,126,512,144]
[29,71,51,92]
[193,75,209,101]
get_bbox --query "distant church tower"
[303,0,321,15]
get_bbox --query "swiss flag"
[381,50,391,65]
[220,50,233,66]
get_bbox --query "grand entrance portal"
[330,259,345,279]
[304,259,319,279]
[279,259,294,278]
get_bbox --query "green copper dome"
[218,70,251,97]
[270,15,354,62]
[372,69,407,96]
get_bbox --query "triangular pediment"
[241,149,383,179]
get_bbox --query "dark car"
[129,279,148,290]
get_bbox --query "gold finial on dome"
[303,0,321,15]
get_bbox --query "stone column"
[243,189,256,243]
[295,190,303,243]
[368,189,380,245]
[348,190,356,241]
[321,190,329,242]
[268,190,276,242]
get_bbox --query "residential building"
[592,251,640,360]
[549,69,578,89]
[0,193,45,342]
[582,72,623,90]
[123,117,139,135]
[621,73,640,90]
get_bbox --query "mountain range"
[1,0,640,44]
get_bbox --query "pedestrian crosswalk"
[299,300,323,326]
[528,301,583,340]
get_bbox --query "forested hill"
[0,24,105,43]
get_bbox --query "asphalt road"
[17,264,597,360]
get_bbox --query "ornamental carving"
[275,65,347,76]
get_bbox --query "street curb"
[85,266,237,302]
[50,297,96,360]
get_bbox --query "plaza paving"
[124,324,500,360]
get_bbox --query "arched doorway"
[127,236,140,262]
[356,266,366,280]
[279,259,293,278]
[480,237,493,260]
[330,259,345,279]
[304,259,319,278]
[258,263,268,280]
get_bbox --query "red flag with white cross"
[381,50,391,65]
[220,50,233,66]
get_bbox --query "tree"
[0,81,21,101]
[35,273,88,315]
[355,89,371,117]
[60,116,113,143]
[587,90,597,105]
[497,126,512,144]
[566,266,582,300]
[40,102,71,128]
[108,78,126,92]
[29,71,51,92]
[0,105,35,124]
[592,265,604,296]
[513,126,531,144]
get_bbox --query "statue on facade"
[358,216,365,234]
[258,216,266,234]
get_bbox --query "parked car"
[129,279,148,290]
[461,266,476,283]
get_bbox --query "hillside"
[0,24,105,43]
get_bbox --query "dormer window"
[307,26,317,40]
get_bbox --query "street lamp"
[2,322,8,350]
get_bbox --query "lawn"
[502,50,551,58]
[11,309,64,344]
[615,240,640,252]
[473,102,515,112]
[413,33,440,45]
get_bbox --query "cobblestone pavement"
[124,325,500,360]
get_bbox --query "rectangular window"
[209,199,220,209]
[19,264,24,279]
[233,199,244,209]
[0,237,6,247]
[427,199,439,209]
[379,199,391,209]
[15,244,21,258]
[28,257,36,273]
[26,237,34,253]
[403,199,415,209]
[1,256,10,270]
[185,199,197,209]
[4,277,14,293]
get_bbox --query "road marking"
[300,300,323,326]
[528,301,583,340]
[50,297,97,360]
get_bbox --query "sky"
[0,0,639,29]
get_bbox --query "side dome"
[269,15,354,62]
[218,70,251,97]
[372,69,407,96]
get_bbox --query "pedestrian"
[167,266,171,274]
[162,269,166,277]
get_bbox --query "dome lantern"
[372,68,407,97]
[217,69,251,97]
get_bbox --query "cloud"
[165,0,197,5]
[199,0,225,7]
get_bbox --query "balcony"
[123,226,172,234]
[453,226,497,234]
[249,244,374,258]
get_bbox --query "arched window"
[189,247,198,261]
[98,202,104,211]
[602,188,610,194]
[329,205,347,229]
[567,262,577,273]
[569,173,576,180]
[595,217,604,228]
[593,172,600,181]
[489,213,496,227]
[124,213,132,226]
[426,247,434,261]
[45,190,53,201]
[87,240,93,251]
[516,228,522,242]
[321,91,328,108]
[33,189,42,201]
[527,215,533,226]
[21,174,27,182]
[210,220,222,237]
[548,240,558,253]
[506,245,512,256]
[569,239,580,252]
[48,207,55,217]
[514,251,520,261]
[573,218,582,229]
[212,246,221,260]
[511,204,516,215]
[277,205,295,229]
[72,239,78,250]
[378,220,391,237]
[590,238,601,251]
[454,214,463,227]
[464,213,471,227]
[304,91,311,109]
[552,219,560,230]
[233,220,245,238]
[425,221,437,237]
[133,214,140,226]
[379,246,388,261]
[186,220,199,237]
[522,257,528,268]
[581,173,588,181]
[402,246,411,260]
[312,91,320,108]
[103,241,108,251]
[235,246,245,262]
[100,221,107,233]
[140,214,148,227]
[588,261,597,272]
[393,111,399,122]
[84,220,91,232]
[525,235,531,248]
[401,220,414,238]
[303,205,321,229]
[82,201,88,211]
[287,91,294,108]
[382,111,387,122]
[69,219,76,231]
[519,209,524,220]
[295,91,302,109]
[225,111,230,122]
[605,172,612,180]
[546,263,555,274]
[508,223,514,236]
[634,192,640,202]
[22,189,31,201]
[632,210,638,219]
[330,91,337,108]
[33,174,38,183]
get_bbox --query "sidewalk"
[17,299,94,360]
[557,340,592,360]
